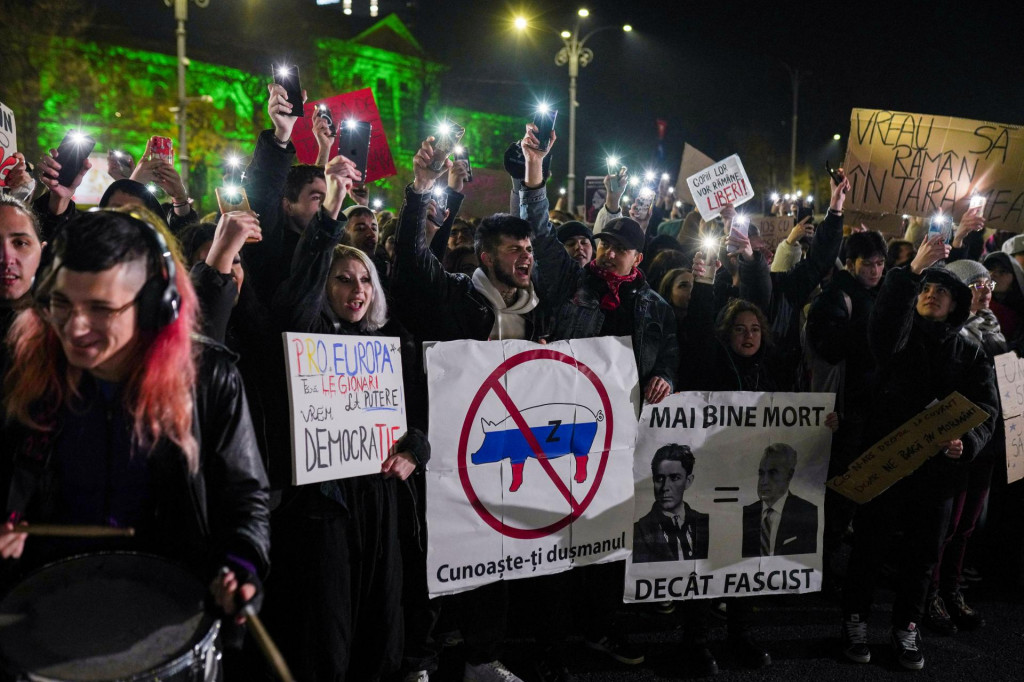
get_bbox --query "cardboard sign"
[674,143,715,206]
[0,101,17,187]
[686,154,754,221]
[282,332,407,485]
[843,108,1024,230]
[994,352,1024,483]
[625,391,834,602]
[750,216,795,252]
[828,392,989,504]
[425,337,639,597]
[290,88,396,183]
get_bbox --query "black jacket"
[866,265,998,466]
[390,184,543,343]
[2,341,271,585]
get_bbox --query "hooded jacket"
[865,265,998,466]
[981,251,1024,346]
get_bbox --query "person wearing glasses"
[0,208,270,633]
[840,236,998,671]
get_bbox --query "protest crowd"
[2,77,1024,682]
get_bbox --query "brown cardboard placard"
[828,392,989,504]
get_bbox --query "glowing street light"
[578,8,589,17]
[833,133,841,141]
[514,16,528,30]
[623,24,633,32]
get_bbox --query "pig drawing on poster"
[686,154,755,222]
[426,337,639,598]
[282,332,407,485]
[625,391,834,603]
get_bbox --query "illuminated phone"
[272,64,304,117]
[337,120,372,181]
[532,107,557,152]
[148,136,174,164]
[633,187,655,221]
[452,145,473,183]
[428,185,449,227]
[54,131,96,188]
[927,214,952,244]
[727,215,749,254]
[316,104,336,137]
[429,121,465,172]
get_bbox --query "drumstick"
[18,524,135,538]
[243,606,295,682]
[218,567,295,682]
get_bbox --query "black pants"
[261,478,403,682]
[842,463,956,627]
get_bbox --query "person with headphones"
[0,207,271,629]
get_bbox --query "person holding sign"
[0,206,270,646]
[268,155,430,681]
[840,236,998,671]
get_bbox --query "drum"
[0,553,221,681]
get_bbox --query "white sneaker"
[463,659,524,682]
[403,671,429,682]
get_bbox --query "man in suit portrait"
[742,443,818,557]
[633,444,710,563]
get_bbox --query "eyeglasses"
[969,280,995,291]
[41,297,137,330]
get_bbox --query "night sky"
[88,0,1024,191]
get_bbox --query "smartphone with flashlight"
[452,145,473,183]
[727,215,749,254]
[969,194,987,215]
[927,214,953,243]
[608,165,628,194]
[696,237,719,284]
[337,120,372,180]
[215,186,259,243]
[532,107,557,152]
[428,185,449,227]
[633,187,656,221]
[108,150,134,178]
[316,104,336,137]
[55,131,97,188]
[273,64,304,117]
[825,159,845,189]
[429,121,465,172]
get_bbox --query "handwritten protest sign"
[843,108,1024,230]
[625,391,834,602]
[675,143,714,206]
[828,392,989,504]
[282,332,407,485]
[994,352,1024,483]
[750,216,795,252]
[426,337,638,597]
[0,101,17,187]
[290,88,396,182]
[686,154,754,221]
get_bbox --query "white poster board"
[426,337,639,597]
[686,154,755,221]
[994,352,1024,484]
[0,101,17,187]
[282,332,407,485]
[624,391,834,602]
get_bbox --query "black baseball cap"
[557,221,593,244]
[595,217,646,252]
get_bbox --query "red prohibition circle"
[457,348,615,539]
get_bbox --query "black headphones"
[130,211,181,331]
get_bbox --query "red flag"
[290,88,397,182]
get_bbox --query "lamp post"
[164,0,209,191]
[550,10,631,208]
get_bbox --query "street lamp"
[164,0,209,191]
[553,10,631,208]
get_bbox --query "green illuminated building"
[31,14,522,210]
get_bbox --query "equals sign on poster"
[713,486,739,503]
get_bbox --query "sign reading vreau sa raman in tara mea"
[842,108,1024,230]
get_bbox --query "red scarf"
[587,262,641,311]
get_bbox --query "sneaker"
[842,614,871,664]
[464,660,524,682]
[890,623,924,671]
[961,565,983,582]
[403,672,429,682]
[946,590,986,630]
[585,634,645,665]
[654,600,675,615]
[924,594,958,635]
